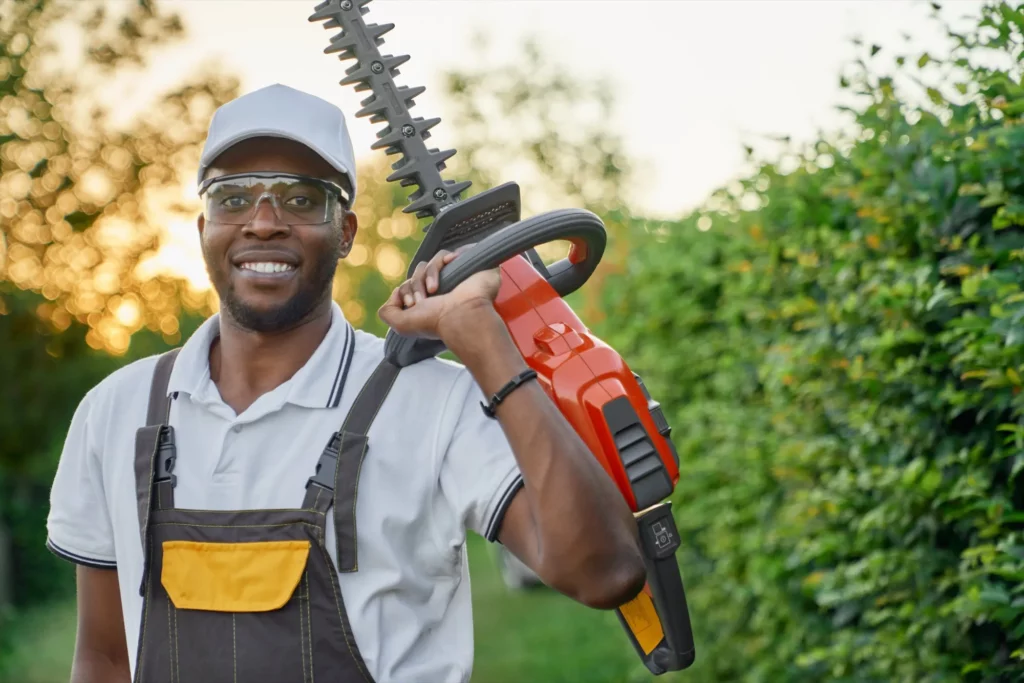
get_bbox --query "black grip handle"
[434,207,605,298]
[384,208,607,367]
[617,503,696,674]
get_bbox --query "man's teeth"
[239,262,295,274]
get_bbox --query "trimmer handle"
[617,502,696,674]
[384,208,607,367]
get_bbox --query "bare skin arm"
[70,566,130,683]
[446,307,646,610]
[380,249,647,611]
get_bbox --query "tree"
[0,0,237,663]
[435,33,638,322]
[0,0,238,356]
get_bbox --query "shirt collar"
[165,300,356,411]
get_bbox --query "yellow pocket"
[161,540,310,612]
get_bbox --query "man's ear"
[338,210,358,258]
[197,213,205,237]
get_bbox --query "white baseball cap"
[197,83,358,200]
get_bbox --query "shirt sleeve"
[436,369,523,544]
[45,388,118,569]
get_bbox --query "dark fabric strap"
[339,357,402,436]
[302,358,401,572]
[147,349,177,426]
[133,348,179,595]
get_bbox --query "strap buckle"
[155,425,177,488]
[306,432,342,492]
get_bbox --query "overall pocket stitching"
[166,591,175,683]
[300,572,309,683]
[172,598,179,683]
[134,535,153,683]
[232,613,238,683]
[311,540,371,683]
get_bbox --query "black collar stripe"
[331,325,356,409]
[326,324,353,408]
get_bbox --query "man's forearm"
[71,565,132,683]
[445,306,646,608]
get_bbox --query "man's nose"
[242,197,289,238]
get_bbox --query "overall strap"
[133,349,180,566]
[303,357,401,572]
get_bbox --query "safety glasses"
[198,172,351,226]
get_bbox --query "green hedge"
[597,4,1024,682]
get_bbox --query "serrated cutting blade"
[309,0,471,224]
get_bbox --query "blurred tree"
[0,0,238,355]
[0,0,237,658]
[439,34,635,218]
[387,34,638,323]
[332,155,428,338]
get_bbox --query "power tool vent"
[630,370,679,466]
[633,373,680,467]
[603,397,673,509]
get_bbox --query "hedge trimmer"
[308,0,696,674]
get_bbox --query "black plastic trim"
[46,538,117,570]
[484,473,525,542]
[602,396,673,509]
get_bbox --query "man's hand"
[377,246,501,342]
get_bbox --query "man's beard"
[208,241,341,334]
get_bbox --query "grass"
[0,598,78,683]
[1,534,677,683]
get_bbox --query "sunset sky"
[105,0,979,289]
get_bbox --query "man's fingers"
[425,250,451,294]
[409,261,429,302]
[399,248,465,305]
[399,262,426,307]
[378,294,444,337]
[398,282,414,309]
[384,283,403,308]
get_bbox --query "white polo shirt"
[46,301,524,683]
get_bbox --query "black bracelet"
[481,368,538,418]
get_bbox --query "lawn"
[2,534,671,683]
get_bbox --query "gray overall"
[131,348,400,683]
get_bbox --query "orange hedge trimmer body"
[310,0,696,673]
[496,254,680,512]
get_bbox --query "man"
[46,83,645,683]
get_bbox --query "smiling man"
[45,83,645,683]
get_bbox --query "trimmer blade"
[309,0,471,224]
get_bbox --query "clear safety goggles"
[198,172,351,226]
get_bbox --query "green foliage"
[0,0,234,670]
[598,4,1024,681]
[0,0,238,352]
